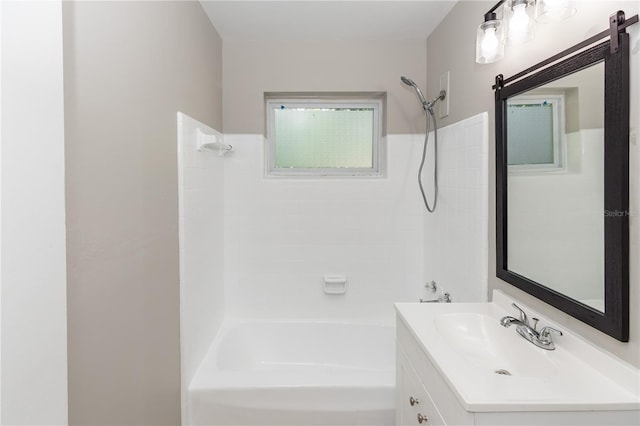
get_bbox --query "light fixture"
[504,0,535,44]
[476,12,505,64]
[535,0,576,23]
[475,0,577,64]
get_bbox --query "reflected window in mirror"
[507,94,565,171]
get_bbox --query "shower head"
[400,76,428,110]
[400,76,416,86]
[401,76,447,112]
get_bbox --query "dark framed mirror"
[495,11,637,341]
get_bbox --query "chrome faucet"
[500,303,563,350]
[420,293,451,303]
[419,281,452,303]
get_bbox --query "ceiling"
[199,1,457,41]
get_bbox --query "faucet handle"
[439,292,452,303]
[531,317,539,331]
[539,326,563,342]
[511,303,529,326]
[425,281,437,292]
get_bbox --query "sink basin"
[395,291,640,412]
[434,313,558,378]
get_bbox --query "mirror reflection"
[506,62,605,312]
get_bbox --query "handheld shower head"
[401,76,447,112]
[400,76,428,109]
[401,76,447,214]
[400,76,415,86]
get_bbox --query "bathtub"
[188,320,395,426]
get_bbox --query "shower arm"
[425,90,447,111]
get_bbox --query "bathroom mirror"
[495,15,632,341]
[507,63,605,311]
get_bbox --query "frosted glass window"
[507,94,565,170]
[266,97,383,176]
[507,103,554,165]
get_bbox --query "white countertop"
[395,290,640,412]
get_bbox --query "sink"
[434,313,558,378]
[394,291,640,412]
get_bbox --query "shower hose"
[418,106,438,213]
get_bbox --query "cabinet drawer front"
[397,317,474,425]
[398,348,446,426]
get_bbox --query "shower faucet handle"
[424,281,437,292]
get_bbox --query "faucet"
[419,281,452,303]
[500,303,563,350]
[420,293,452,303]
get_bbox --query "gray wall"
[63,2,222,424]
[427,0,639,366]
[223,38,427,135]
[529,63,604,131]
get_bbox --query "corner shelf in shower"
[196,128,233,156]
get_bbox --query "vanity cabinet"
[396,318,473,426]
[396,349,444,426]
[396,312,640,426]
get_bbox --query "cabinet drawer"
[397,318,474,425]
[398,348,446,426]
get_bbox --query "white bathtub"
[188,320,395,426]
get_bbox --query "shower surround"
[422,113,489,303]
[179,114,489,425]
[222,134,425,319]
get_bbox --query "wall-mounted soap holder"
[323,274,347,295]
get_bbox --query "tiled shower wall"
[422,113,489,303]
[219,117,489,319]
[179,117,489,418]
[223,134,426,319]
[177,113,225,424]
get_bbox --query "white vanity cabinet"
[395,295,640,426]
[396,318,474,426]
[396,349,444,426]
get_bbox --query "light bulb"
[481,27,499,59]
[536,0,575,22]
[475,18,503,63]
[510,4,530,33]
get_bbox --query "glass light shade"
[535,0,577,23]
[504,0,535,44]
[476,20,505,64]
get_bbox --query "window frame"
[506,93,566,173]
[265,96,384,177]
